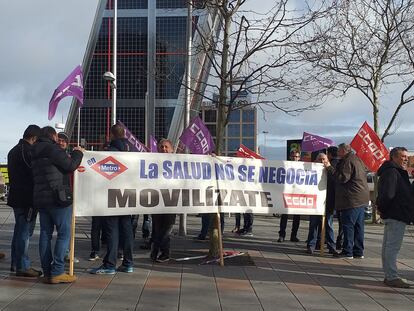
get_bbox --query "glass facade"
[72,0,195,147]
[201,106,257,156]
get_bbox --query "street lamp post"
[262,131,269,156]
[103,0,118,126]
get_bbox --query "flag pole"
[111,0,118,125]
[77,106,81,146]
[69,170,77,276]
[179,0,193,237]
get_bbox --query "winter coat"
[31,137,83,209]
[7,139,34,209]
[326,152,369,211]
[376,160,414,224]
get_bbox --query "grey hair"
[338,143,352,153]
[390,147,407,159]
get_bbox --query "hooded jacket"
[31,137,83,209]
[7,139,34,209]
[326,152,369,211]
[376,160,414,224]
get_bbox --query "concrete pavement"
[0,203,413,311]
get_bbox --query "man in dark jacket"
[31,126,83,284]
[324,143,369,259]
[151,138,176,263]
[7,124,42,277]
[377,147,414,288]
[89,124,134,274]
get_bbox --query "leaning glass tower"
[65,0,220,149]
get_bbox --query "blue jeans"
[306,214,336,251]
[11,208,36,271]
[340,206,365,257]
[382,218,406,280]
[39,206,72,276]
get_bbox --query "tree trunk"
[208,6,231,258]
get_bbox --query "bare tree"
[294,0,414,141]
[191,0,328,258]
[292,0,414,223]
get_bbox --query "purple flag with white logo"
[117,120,148,152]
[179,116,215,154]
[149,135,158,152]
[301,132,334,152]
[48,65,84,120]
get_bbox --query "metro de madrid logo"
[91,156,128,180]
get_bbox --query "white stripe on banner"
[74,151,327,216]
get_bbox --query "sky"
[1,0,414,163]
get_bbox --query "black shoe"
[193,235,206,241]
[333,252,353,259]
[156,254,170,263]
[277,237,285,243]
[306,247,314,255]
[290,237,300,242]
[328,249,339,256]
[16,268,43,277]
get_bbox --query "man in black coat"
[31,126,83,284]
[89,124,134,274]
[377,147,414,288]
[7,124,42,277]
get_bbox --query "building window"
[242,110,255,122]
[206,124,216,137]
[227,138,241,152]
[227,124,240,137]
[242,124,255,137]
[242,138,255,150]
[228,110,240,122]
[204,110,216,122]
[157,0,187,8]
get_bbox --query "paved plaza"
[0,203,413,311]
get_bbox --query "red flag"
[350,122,389,172]
[236,144,265,159]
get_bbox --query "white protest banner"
[74,151,327,216]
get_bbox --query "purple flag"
[301,132,334,152]
[149,135,158,152]
[48,65,84,120]
[179,116,215,154]
[117,121,148,152]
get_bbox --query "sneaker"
[88,252,100,261]
[231,227,240,233]
[240,231,253,237]
[156,254,170,263]
[290,237,300,242]
[117,253,124,260]
[16,268,43,277]
[333,252,353,259]
[306,247,314,255]
[48,273,77,284]
[384,278,411,288]
[64,255,80,263]
[354,255,364,259]
[89,265,116,275]
[277,237,285,243]
[10,265,15,272]
[117,265,134,273]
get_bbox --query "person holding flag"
[31,127,84,284]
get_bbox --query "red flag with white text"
[236,144,265,159]
[350,122,389,172]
